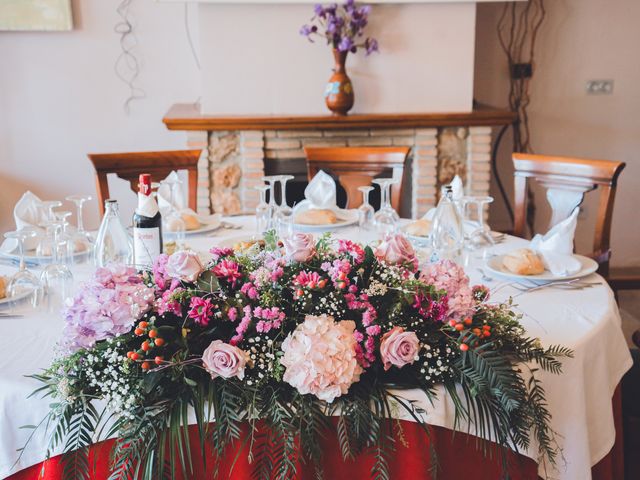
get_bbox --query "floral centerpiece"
[23,232,571,480]
[301,0,379,115]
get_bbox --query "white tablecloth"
[0,217,632,480]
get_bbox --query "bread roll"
[294,209,337,226]
[182,213,201,231]
[405,219,431,237]
[0,276,6,299]
[502,249,545,275]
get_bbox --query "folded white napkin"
[530,207,581,276]
[423,175,464,222]
[294,170,338,213]
[1,191,47,252]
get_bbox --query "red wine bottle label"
[133,226,161,267]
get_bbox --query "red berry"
[463,318,472,326]
[141,341,151,352]
[126,351,134,359]
[139,321,148,329]
[154,338,165,347]
[154,356,164,365]
[483,325,491,330]
[148,329,158,338]
[134,328,144,336]
[130,352,140,361]
[459,343,469,352]
[141,361,151,370]
[483,331,491,338]
[454,323,464,332]
[448,320,457,327]
[472,328,481,337]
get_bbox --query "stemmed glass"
[275,175,294,240]
[357,186,375,230]
[161,176,186,249]
[372,178,399,237]
[3,229,41,306]
[40,220,74,313]
[65,194,93,243]
[54,210,75,265]
[262,176,279,231]
[41,201,63,222]
[254,184,271,238]
[461,196,495,253]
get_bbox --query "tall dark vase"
[324,49,354,116]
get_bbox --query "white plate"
[0,289,32,307]
[0,249,90,266]
[164,217,222,237]
[293,209,358,231]
[485,254,599,282]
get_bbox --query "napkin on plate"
[422,175,464,222]
[157,171,186,216]
[293,170,338,213]
[0,191,47,253]
[530,207,582,276]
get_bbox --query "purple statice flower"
[61,264,154,353]
[338,36,354,52]
[299,24,318,38]
[365,37,378,55]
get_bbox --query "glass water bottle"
[430,185,464,262]
[93,200,133,267]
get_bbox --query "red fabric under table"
[8,388,623,480]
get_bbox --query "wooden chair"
[303,146,410,211]
[88,150,202,216]
[512,153,626,276]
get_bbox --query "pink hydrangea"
[280,314,363,403]
[420,260,475,321]
[156,287,183,317]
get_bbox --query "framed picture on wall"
[0,0,73,31]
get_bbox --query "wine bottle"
[133,173,163,268]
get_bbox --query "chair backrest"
[512,153,625,274]
[88,150,202,216]
[303,146,410,210]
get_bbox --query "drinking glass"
[94,200,133,267]
[357,186,375,230]
[431,185,464,262]
[161,177,186,249]
[41,201,63,222]
[36,223,56,260]
[462,196,495,251]
[40,221,74,313]
[65,194,93,243]
[254,184,271,238]
[3,229,41,306]
[54,210,75,265]
[372,178,399,237]
[275,175,294,239]
[262,176,279,230]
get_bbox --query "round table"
[0,217,632,480]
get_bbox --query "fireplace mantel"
[163,103,516,132]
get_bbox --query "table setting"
[0,171,632,480]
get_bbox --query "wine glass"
[275,175,294,240]
[262,176,279,230]
[3,229,41,307]
[372,178,399,238]
[40,221,74,313]
[161,177,186,249]
[462,195,495,252]
[54,210,75,265]
[357,186,375,230]
[254,184,270,238]
[65,194,93,243]
[41,201,63,222]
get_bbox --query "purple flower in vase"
[365,38,379,55]
[300,24,318,37]
[338,36,354,52]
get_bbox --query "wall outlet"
[586,80,614,95]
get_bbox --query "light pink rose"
[166,250,204,283]
[202,340,250,380]
[281,314,362,403]
[374,234,418,271]
[379,326,420,371]
[283,233,316,263]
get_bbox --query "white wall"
[0,0,200,231]
[475,0,640,267]
[199,2,476,114]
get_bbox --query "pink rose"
[379,326,420,371]
[283,233,316,263]
[374,234,418,271]
[202,340,250,380]
[166,250,204,283]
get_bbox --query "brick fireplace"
[163,104,514,219]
